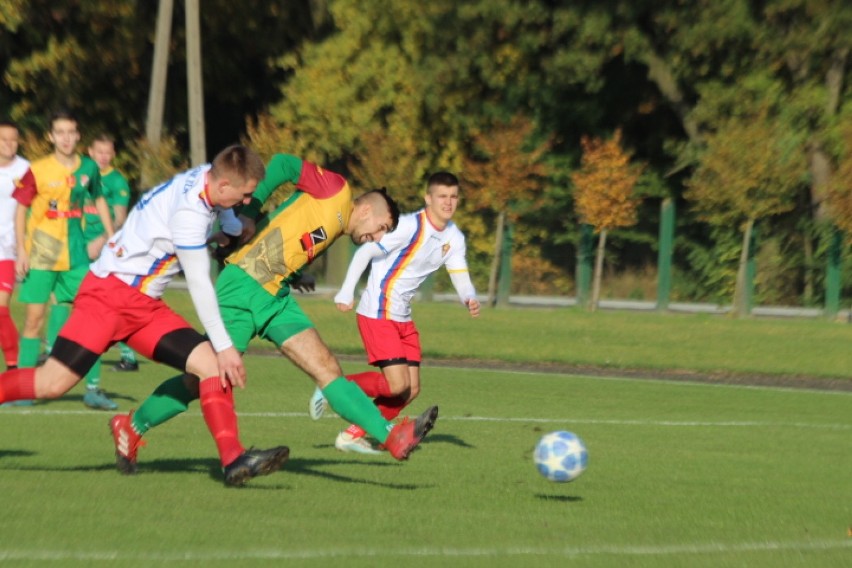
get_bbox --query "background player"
[316,171,480,453]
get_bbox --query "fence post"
[576,224,594,307]
[656,197,675,310]
[825,226,842,318]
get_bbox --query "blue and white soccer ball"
[534,430,588,482]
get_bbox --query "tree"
[462,114,551,306]
[684,110,806,316]
[572,129,642,310]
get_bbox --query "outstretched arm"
[333,243,385,311]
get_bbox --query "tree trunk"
[643,48,702,146]
[802,227,814,305]
[590,228,607,312]
[733,218,754,317]
[807,47,847,222]
[487,210,506,307]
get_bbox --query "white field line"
[0,539,850,561]
[3,408,851,430]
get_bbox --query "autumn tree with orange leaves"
[463,114,551,306]
[572,129,642,311]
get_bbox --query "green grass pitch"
[1,353,849,567]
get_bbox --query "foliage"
[462,114,551,221]
[827,119,852,237]
[572,129,642,233]
[685,109,805,228]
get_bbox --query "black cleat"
[112,359,139,372]
[414,405,439,440]
[223,446,289,487]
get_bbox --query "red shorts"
[356,314,421,366]
[59,272,193,359]
[0,260,15,294]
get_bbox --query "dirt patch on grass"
[249,348,852,392]
[411,357,852,392]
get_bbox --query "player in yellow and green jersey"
[12,110,114,407]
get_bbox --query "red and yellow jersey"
[227,154,351,297]
[15,154,102,271]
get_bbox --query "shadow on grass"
[534,493,583,503]
[0,449,36,459]
[283,456,423,489]
[423,432,474,449]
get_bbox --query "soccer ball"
[534,430,588,482]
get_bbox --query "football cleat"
[223,446,290,487]
[109,412,146,475]
[84,388,118,410]
[384,405,439,461]
[335,431,383,455]
[308,386,327,420]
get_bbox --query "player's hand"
[216,346,246,389]
[466,298,481,318]
[335,301,354,312]
[237,214,256,244]
[290,273,316,293]
[15,253,29,279]
[207,231,230,247]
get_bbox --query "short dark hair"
[49,109,78,129]
[0,119,19,131]
[358,187,400,232]
[427,171,459,189]
[211,144,266,185]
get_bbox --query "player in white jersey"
[0,121,35,370]
[0,145,290,486]
[315,171,480,453]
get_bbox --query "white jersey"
[336,209,476,322]
[0,155,31,260]
[90,164,238,352]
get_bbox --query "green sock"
[132,375,198,434]
[46,304,71,353]
[322,377,393,443]
[18,336,41,368]
[84,358,102,389]
[118,342,137,363]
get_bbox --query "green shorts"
[216,264,314,352]
[18,266,89,304]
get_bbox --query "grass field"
[1,290,851,566]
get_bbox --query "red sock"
[374,395,408,421]
[346,371,392,398]
[199,377,244,467]
[345,424,367,438]
[0,368,36,402]
[0,307,19,367]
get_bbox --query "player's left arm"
[446,234,479,317]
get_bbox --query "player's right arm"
[172,209,244,388]
[13,203,28,277]
[238,153,303,220]
[11,168,36,278]
[334,243,386,310]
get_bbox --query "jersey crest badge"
[442,243,451,256]
[300,227,328,262]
